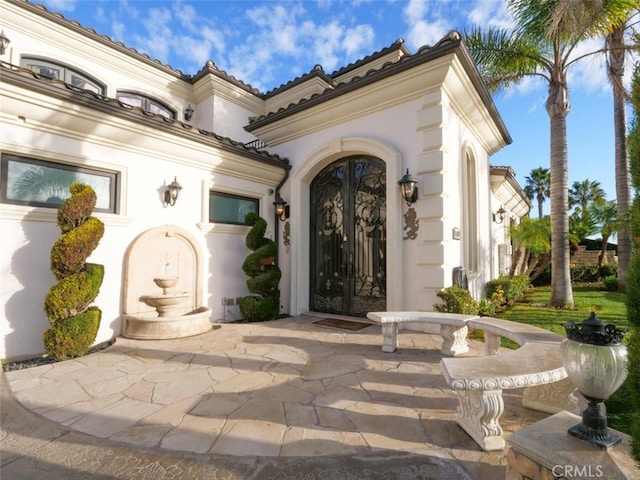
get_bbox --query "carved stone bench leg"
[454,389,505,450]
[522,377,579,414]
[440,325,469,356]
[381,323,398,353]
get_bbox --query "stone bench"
[440,316,578,451]
[366,311,479,356]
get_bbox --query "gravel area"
[2,339,115,372]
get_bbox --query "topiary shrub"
[239,212,281,321]
[44,183,104,360]
[433,286,479,315]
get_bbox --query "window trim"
[20,56,106,95]
[116,90,176,120]
[1,153,119,214]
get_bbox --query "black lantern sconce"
[184,104,194,122]
[0,30,10,56]
[398,169,418,206]
[273,194,290,221]
[492,206,506,224]
[561,312,628,449]
[163,177,182,207]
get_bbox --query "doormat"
[312,318,371,331]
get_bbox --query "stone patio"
[2,315,549,479]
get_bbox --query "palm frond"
[463,27,550,92]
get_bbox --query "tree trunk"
[547,77,574,306]
[598,234,610,269]
[609,26,632,290]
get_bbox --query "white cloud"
[402,0,451,49]
[467,0,512,30]
[42,0,77,11]
[133,7,173,61]
[343,24,375,56]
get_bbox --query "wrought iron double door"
[310,156,386,317]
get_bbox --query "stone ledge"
[506,411,638,480]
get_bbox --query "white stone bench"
[440,316,578,451]
[366,311,479,356]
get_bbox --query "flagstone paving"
[2,315,548,479]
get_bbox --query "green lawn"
[496,285,628,333]
[492,284,633,437]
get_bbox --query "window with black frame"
[1,154,118,214]
[20,57,106,95]
[116,91,176,119]
[209,191,259,225]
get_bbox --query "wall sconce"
[184,104,194,122]
[0,30,11,55]
[561,313,627,449]
[492,206,506,224]
[273,194,289,221]
[164,177,182,207]
[398,168,418,206]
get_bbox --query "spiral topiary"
[44,183,104,360]
[239,212,281,321]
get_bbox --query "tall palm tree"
[592,200,619,267]
[606,11,639,289]
[524,167,551,219]
[568,179,606,217]
[464,0,635,306]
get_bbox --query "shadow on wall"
[4,217,57,361]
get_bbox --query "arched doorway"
[309,156,386,317]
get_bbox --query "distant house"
[0,0,529,361]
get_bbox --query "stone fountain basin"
[122,306,212,340]
[140,293,189,308]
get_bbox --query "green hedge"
[433,286,479,315]
[485,275,529,306]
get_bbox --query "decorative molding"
[402,207,419,240]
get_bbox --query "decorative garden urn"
[561,312,628,449]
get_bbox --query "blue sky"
[39,0,638,210]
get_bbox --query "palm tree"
[606,11,639,289]
[464,0,635,307]
[592,200,619,268]
[509,216,551,281]
[524,167,551,219]
[568,179,606,217]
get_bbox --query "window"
[117,91,176,119]
[20,57,106,95]
[209,191,258,225]
[1,154,118,213]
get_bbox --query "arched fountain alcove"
[122,224,212,339]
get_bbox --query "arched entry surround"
[289,137,403,315]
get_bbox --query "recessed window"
[1,154,118,214]
[117,91,176,119]
[20,57,105,95]
[209,191,259,225]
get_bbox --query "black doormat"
[312,318,371,331]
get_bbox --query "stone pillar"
[505,411,638,480]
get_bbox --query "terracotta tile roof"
[247,32,465,127]
[0,62,290,169]
[11,0,263,96]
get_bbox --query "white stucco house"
[0,0,529,361]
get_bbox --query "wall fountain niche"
[122,225,212,339]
